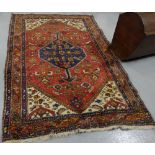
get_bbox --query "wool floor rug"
[3,14,154,142]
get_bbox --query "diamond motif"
[39,32,86,82]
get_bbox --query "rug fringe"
[4,124,155,143]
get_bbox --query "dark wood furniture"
[110,12,155,61]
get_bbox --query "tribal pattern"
[3,14,154,142]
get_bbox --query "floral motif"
[27,87,76,119]
[25,19,51,30]
[84,81,128,113]
[54,18,87,31]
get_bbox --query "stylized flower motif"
[70,96,83,111]
[39,32,86,82]
[54,84,62,90]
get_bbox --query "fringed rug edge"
[4,124,155,143]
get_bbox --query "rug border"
[3,13,155,143]
[2,14,15,142]
[4,125,155,143]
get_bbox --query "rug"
[3,14,154,142]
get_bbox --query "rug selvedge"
[3,14,154,142]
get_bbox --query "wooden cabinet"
[110,12,155,61]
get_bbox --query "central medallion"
[39,32,86,82]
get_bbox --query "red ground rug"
[3,14,154,142]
